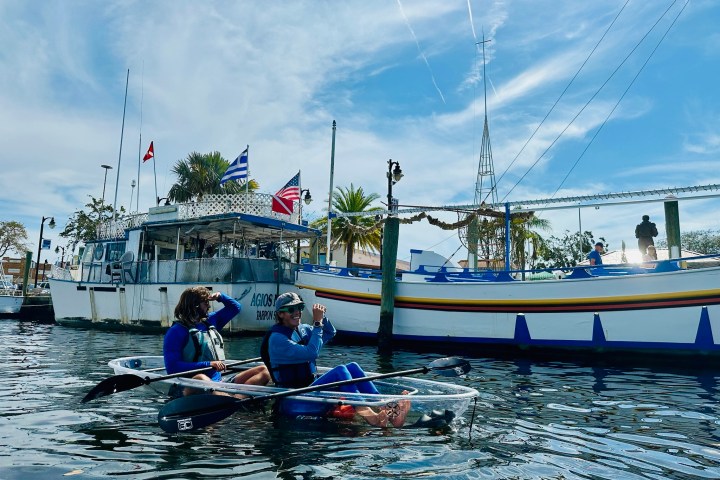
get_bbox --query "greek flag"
[220,147,249,185]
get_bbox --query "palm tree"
[509,212,551,272]
[310,184,383,267]
[167,151,259,203]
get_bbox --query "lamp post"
[386,159,403,214]
[296,189,312,263]
[100,164,113,204]
[35,216,55,287]
[129,179,136,212]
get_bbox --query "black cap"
[595,242,604,247]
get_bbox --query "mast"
[326,120,336,265]
[112,69,129,224]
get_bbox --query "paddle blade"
[427,357,471,377]
[158,394,243,433]
[81,374,147,403]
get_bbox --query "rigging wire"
[491,0,631,201]
[500,0,680,203]
[553,0,690,196]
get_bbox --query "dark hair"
[174,286,211,322]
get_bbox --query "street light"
[386,159,403,214]
[129,179,136,212]
[295,189,312,263]
[100,164,113,204]
[35,216,55,287]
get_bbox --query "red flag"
[143,141,154,162]
[271,196,294,214]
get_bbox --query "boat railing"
[300,255,720,283]
[63,256,299,285]
[96,193,299,240]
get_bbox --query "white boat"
[0,261,22,315]
[108,355,479,428]
[295,253,720,357]
[49,193,320,332]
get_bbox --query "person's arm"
[163,325,212,374]
[268,324,324,365]
[207,292,241,329]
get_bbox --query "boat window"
[105,242,127,262]
[92,245,104,261]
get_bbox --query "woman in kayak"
[261,292,409,427]
[164,286,270,396]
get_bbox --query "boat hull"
[296,265,720,356]
[0,294,23,314]
[49,279,297,333]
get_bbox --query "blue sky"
[1,0,719,265]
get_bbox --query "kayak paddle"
[158,356,471,433]
[82,357,262,403]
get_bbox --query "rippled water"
[2,320,720,479]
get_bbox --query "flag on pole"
[142,141,154,162]
[272,171,301,214]
[220,148,249,185]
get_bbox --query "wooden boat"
[107,355,479,430]
[295,254,720,357]
[49,194,321,332]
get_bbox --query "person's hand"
[208,292,221,302]
[312,303,326,323]
[210,360,225,371]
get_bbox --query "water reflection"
[3,320,720,478]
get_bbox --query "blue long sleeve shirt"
[163,292,240,381]
[267,319,336,375]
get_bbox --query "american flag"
[274,171,301,201]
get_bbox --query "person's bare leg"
[356,406,388,427]
[232,365,270,386]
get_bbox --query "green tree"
[59,196,118,244]
[657,229,720,254]
[509,212,552,271]
[310,184,382,267]
[0,221,30,257]
[167,151,259,203]
[536,230,607,270]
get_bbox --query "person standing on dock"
[635,215,658,255]
[587,242,604,266]
[164,286,270,396]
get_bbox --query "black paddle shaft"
[82,357,262,403]
[158,356,471,433]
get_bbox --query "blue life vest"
[260,324,315,388]
[180,321,226,363]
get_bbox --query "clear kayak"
[109,356,479,428]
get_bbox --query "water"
[2,320,720,479]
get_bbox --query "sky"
[1,0,719,266]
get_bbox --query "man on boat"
[261,292,409,427]
[164,286,270,396]
[635,215,659,255]
[587,242,604,266]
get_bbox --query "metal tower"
[465,36,502,269]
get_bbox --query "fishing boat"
[0,261,22,315]
[295,187,720,358]
[49,193,321,332]
[104,355,479,432]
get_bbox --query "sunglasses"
[278,304,305,314]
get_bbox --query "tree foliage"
[167,151,259,203]
[59,196,120,245]
[310,184,382,267]
[535,230,607,270]
[656,229,720,254]
[0,221,30,257]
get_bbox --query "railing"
[96,193,299,240]
[65,256,301,285]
